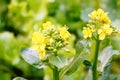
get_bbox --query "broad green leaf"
[49,54,67,68]
[109,74,120,80]
[111,36,120,50]
[13,77,27,80]
[60,40,89,80]
[101,62,111,80]
[75,40,88,57]
[65,57,83,75]
[98,46,119,72]
[0,71,11,80]
[0,32,21,65]
[21,48,44,69]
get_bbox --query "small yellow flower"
[82,27,93,38]
[31,21,71,59]
[32,31,46,60]
[99,32,105,40]
[45,37,54,45]
[88,10,96,19]
[105,27,113,35]
[98,29,105,40]
[38,44,46,59]
[42,21,52,29]
[98,24,113,40]
[60,27,71,42]
[98,29,102,34]
[32,32,45,45]
[88,8,111,24]
[117,30,120,36]
[114,30,120,37]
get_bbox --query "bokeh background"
[0,0,120,80]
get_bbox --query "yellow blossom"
[38,44,46,59]
[31,21,71,59]
[115,30,120,37]
[42,21,52,29]
[32,31,46,60]
[60,27,71,42]
[88,8,111,24]
[88,10,96,20]
[99,32,105,40]
[32,32,45,45]
[117,30,120,36]
[105,27,113,35]
[98,24,113,40]
[82,27,93,38]
[45,37,54,45]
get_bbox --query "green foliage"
[111,36,120,50]
[49,54,67,68]
[21,48,44,69]
[98,46,119,72]
[1,0,120,80]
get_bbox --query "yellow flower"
[117,30,120,36]
[101,24,113,35]
[98,29,105,40]
[88,10,96,19]
[38,44,46,59]
[88,8,111,24]
[42,21,52,29]
[99,32,105,40]
[31,21,71,59]
[32,31,46,60]
[60,27,71,42]
[114,30,120,37]
[105,27,113,35]
[98,24,113,40]
[82,27,93,38]
[45,37,54,45]
[32,32,45,45]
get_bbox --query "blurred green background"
[0,0,120,80]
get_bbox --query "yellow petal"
[98,29,102,34]
[60,27,71,41]
[43,21,52,29]
[99,33,105,40]
[105,27,113,35]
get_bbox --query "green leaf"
[101,62,111,80]
[60,40,89,80]
[98,46,119,72]
[75,40,88,57]
[111,36,120,50]
[21,48,44,69]
[0,71,11,80]
[49,54,67,68]
[65,57,83,75]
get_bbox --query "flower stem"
[92,40,100,80]
[53,66,59,80]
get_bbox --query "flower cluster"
[32,21,71,60]
[88,8,111,25]
[82,8,114,40]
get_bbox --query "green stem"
[53,66,59,80]
[92,40,100,80]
